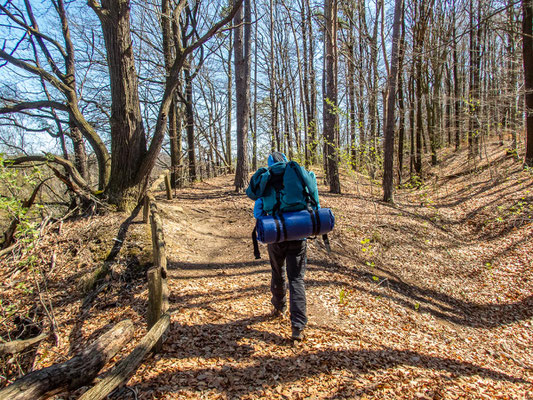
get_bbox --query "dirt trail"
[158,177,342,331]
[123,156,532,399]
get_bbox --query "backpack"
[246,161,331,258]
[245,160,319,215]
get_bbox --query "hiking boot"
[270,308,287,319]
[291,327,304,341]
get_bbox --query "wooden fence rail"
[0,321,134,400]
[0,172,174,400]
[77,172,172,400]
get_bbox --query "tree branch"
[183,0,244,59]
[135,0,244,184]
[0,100,68,114]
[23,0,66,80]
[0,48,71,94]
[8,155,93,195]
[0,4,68,60]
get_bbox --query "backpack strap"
[288,162,318,210]
[314,209,321,236]
[273,215,282,242]
[322,233,331,253]
[289,163,331,251]
[288,162,320,236]
[278,213,288,242]
[272,188,282,216]
[252,227,261,259]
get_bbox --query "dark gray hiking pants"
[267,240,307,330]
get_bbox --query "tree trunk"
[509,0,519,151]
[409,75,416,177]
[368,1,381,170]
[70,124,89,182]
[347,5,357,170]
[453,2,461,151]
[94,0,147,210]
[169,95,183,188]
[301,0,310,166]
[185,70,196,183]
[253,1,258,171]
[226,28,233,170]
[397,3,406,185]
[161,0,182,189]
[234,0,250,192]
[282,97,292,158]
[413,1,431,178]
[468,0,482,158]
[524,0,533,166]
[324,0,341,193]
[78,315,170,400]
[307,0,318,164]
[383,0,403,202]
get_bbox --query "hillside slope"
[1,144,531,399]
[127,144,532,399]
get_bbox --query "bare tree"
[1,0,243,209]
[234,0,250,192]
[383,0,403,202]
[324,0,340,193]
[524,0,533,166]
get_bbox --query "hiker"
[246,152,320,341]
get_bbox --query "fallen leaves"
[1,148,532,399]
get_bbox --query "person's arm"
[253,198,265,218]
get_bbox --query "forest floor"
[1,143,532,399]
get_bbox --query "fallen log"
[78,313,170,400]
[0,319,133,400]
[0,333,47,356]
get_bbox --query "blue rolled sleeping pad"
[256,208,335,244]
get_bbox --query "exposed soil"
[1,143,532,399]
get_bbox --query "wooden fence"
[0,172,174,400]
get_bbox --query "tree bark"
[234,0,250,192]
[524,0,533,166]
[468,0,482,158]
[185,69,197,183]
[78,315,170,400]
[324,0,341,193]
[453,1,461,151]
[90,0,147,209]
[413,1,432,178]
[307,0,318,164]
[397,3,406,185]
[226,28,233,171]
[509,0,519,151]
[383,0,403,203]
[347,5,357,170]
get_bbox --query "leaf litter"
[0,145,531,399]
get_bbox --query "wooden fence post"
[164,174,172,200]
[147,202,169,353]
[143,195,150,223]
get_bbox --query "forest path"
[123,150,532,399]
[3,148,531,398]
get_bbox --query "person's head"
[267,152,288,167]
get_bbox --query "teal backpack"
[246,160,319,215]
[246,161,330,258]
